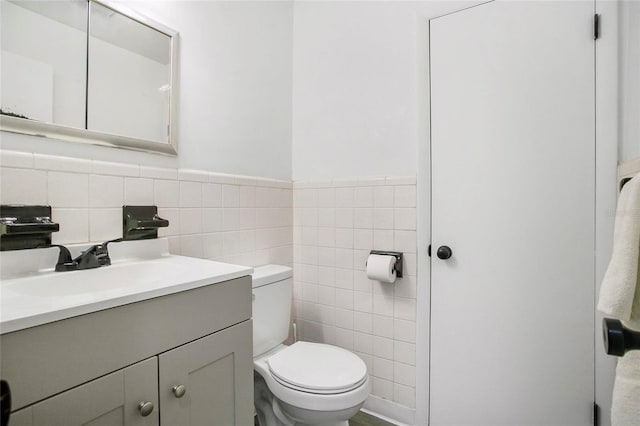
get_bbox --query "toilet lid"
[267,342,367,393]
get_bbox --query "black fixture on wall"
[123,206,169,241]
[0,205,59,251]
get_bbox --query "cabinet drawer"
[1,276,251,410]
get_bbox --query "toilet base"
[254,372,362,426]
[278,398,357,426]
[255,372,288,426]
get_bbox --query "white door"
[429,2,595,425]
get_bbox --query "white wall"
[291,1,480,181]
[1,1,293,180]
[619,1,640,162]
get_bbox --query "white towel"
[611,352,640,426]
[598,172,640,426]
[598,173,640,329]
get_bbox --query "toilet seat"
[271,373,368,395]
[267,342,368,394]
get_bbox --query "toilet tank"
[251,265,293,357]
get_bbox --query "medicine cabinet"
[0,0,178,155]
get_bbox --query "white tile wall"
[48,172,89,207]
[1,167,47,204]
[0,150,293,267]
[34,153,93,174]
[292,176,417,409]
[89,175,124,208]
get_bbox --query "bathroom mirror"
[88,2,172,144]
[0,0,179,155]
[1,0,88,128]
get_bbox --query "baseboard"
[362,395,416,426]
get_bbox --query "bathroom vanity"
[0,240,254,426]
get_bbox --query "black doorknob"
[436,246,452,260]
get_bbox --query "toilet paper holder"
[368,250,403,278]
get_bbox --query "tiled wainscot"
[292,177,417,409]
[0,150,293,267]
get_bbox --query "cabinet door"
[23,358,158,426]
[7,407,33,426]
[159,320,253,426]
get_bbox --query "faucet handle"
[52,245,78,272]
[73,243,111,269]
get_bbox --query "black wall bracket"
[0,205,59,251]
[123,206,169,241]
[369,250,403,278]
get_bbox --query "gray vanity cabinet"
[159,321,253,426]
[9,358,159,426]
[2,276,253,426]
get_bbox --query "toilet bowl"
[252,265,370,426]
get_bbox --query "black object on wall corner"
[0,205,59,251]
[123,206,169,241]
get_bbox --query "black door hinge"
[594,14,600,40]
[593,402,600,426]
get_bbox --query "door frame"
[593,1,619,423]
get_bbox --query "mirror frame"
[0,0,179,156]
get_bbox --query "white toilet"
[252,265,370,426]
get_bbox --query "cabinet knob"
[172,384,186,398]
[138,401,154,417]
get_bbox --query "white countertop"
[0,239,252,334]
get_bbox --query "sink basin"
[6,261,182,297]
[0,239,252,334]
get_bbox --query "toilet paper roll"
[366,254,397,283]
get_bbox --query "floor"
[255,411,396,426]
[349,411,396,426]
